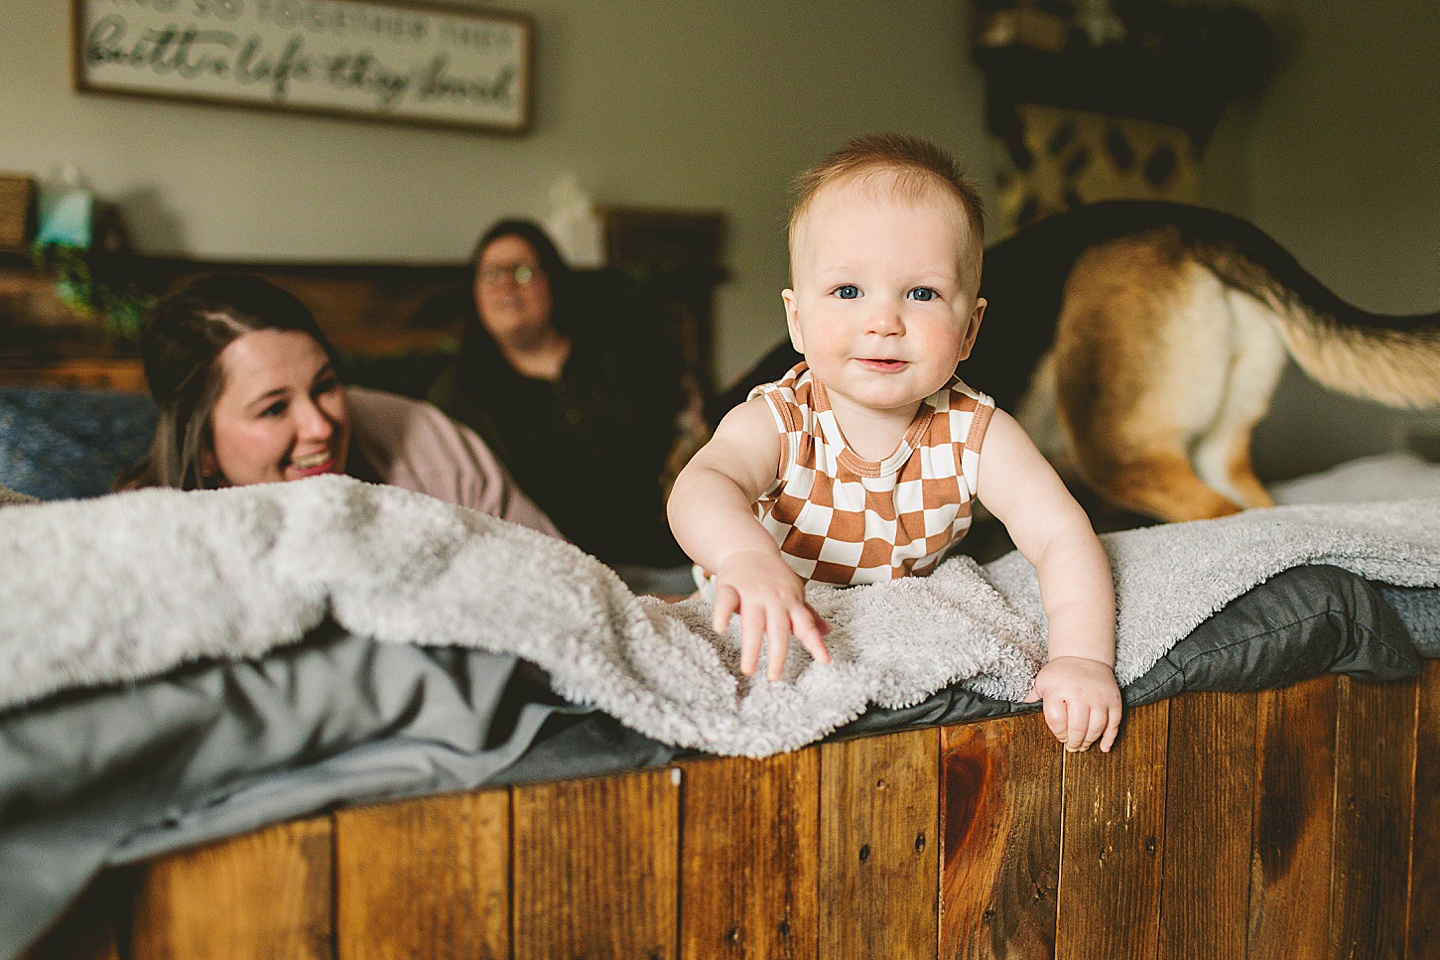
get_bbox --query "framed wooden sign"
[72,0,533,133]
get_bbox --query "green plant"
[28,242,153,342]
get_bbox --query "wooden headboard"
[0,207,727,396]
[0,253,467,393]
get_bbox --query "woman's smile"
[287,449,341,478]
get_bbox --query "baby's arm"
[667,398,831,680]
[975,410,1122,752]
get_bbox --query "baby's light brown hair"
[788,133,986,290]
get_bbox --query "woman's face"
[474,234,554,342]
[204,329,351,486]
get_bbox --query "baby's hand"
[1024,656,1122,752]
[713,550,831,681]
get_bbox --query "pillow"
[1379,585,1440,657]
[1270,450,1440,504]
[0,389,157,500]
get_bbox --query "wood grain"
[1248,675,1339,960]
[678,751,819,960]
[939,714,1062,960]
[129,817,334,960]
[334,789,511,960]
[1410,661,1440,960]
[1158,690,1257,960]
[1330,675,1418,960]
[818,728,941,960]
[0,357,148,392]
[512,767,682,960]
[1054,696,1169,960]
[29,667,1437,958]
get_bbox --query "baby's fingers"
[1064,700,1093,752]
[764,607,793,681]
[1097,704,1122,753]
[738,601,771,677]
[1066,704,1110,752]
[1041,694,1070,746]
[712,585,740,635]
[790,608,831,666]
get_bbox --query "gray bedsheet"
[2,564,1427,960]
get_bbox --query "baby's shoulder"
[924,377,997,461]
[936,375,994,410]
[747,362,811,403]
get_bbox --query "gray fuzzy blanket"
[2,475,1438,757]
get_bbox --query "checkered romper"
[742,362,995,586]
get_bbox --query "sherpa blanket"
[2,475,1438,757]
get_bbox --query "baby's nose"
[866,303,904,334]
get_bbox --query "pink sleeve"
[346,387,563,540]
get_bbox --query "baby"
[668,133,1122,752]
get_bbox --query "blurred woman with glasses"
[426,219,697,578]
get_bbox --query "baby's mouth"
[858,358,907,371]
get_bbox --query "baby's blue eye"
[835,284,859,300]
[909,287,938,302]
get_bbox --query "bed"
[2,382,1438,960]
[7,591,1438,960]
[21,665,1440,960]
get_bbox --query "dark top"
[428,293,688,568]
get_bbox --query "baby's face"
[783,177,985,419]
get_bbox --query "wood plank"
[818,727,941,960]
[1248,675,1338,960]
[334,789,511,960]
[1054,696,1169,960]
[512,767,681,960]
[128,817,334,960]
[0,357,148,392]
[939,713,1062,960]
[1410,661,1440,960]
[1158,690,1257,960]
[678,751,819,960]
[1330,675,1418,960]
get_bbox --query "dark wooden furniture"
[26,663,1439,960]
[0,254,469,393]
[971,0,1277,149]
[600,206,727,398]
[0,207,728,397]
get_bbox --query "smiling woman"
[204,327,352,486]
[117,273,561,538]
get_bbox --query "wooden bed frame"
[26,662,1438,960]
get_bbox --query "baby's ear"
[957,297,986,360]
[782,289,805,352]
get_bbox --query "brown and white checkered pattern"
[742,362,994,587]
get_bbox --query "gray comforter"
[3,565,1429,960]
[3,470,1439,958]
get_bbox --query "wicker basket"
[0,174,37,251]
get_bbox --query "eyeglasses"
[479,264,539,286]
